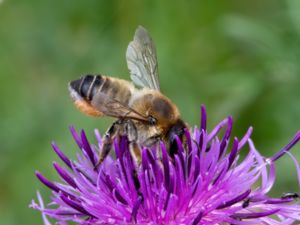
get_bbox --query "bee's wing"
[126,26,160,91]
[91,92,149,123]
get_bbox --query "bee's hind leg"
[125,120,141,166]
[94,120,122,169]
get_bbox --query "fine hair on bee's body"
[69,75,134,117]
[69,26,188,168]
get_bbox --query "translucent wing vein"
[126,26,160,90]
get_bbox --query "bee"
[69,26,187,167]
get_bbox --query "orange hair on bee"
[74,100,103,117]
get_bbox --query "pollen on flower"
[30,105,300,225]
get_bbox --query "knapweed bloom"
[31,106,300,224]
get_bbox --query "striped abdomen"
[69,75,134,116]
[69,75,103,101]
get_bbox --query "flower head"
[31,106,300,224]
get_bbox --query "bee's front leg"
[125,120,141,166]
[95,120,122,169]
[124,120,144,222]
[143,134,161,147]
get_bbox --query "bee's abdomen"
[69,74,132,104]
[70,74,104,101]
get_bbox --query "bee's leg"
[94,120,121,169]
[143,135,161,147]
[124,120,144,222]
[125,120,141,166]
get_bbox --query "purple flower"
[30,106,300,224]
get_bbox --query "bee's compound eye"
[148,116,157,125]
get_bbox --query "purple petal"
[51,142,72,169]
[161,142,171,192]
[216,189,251,209]
[36,191,52,225]
[285,152,300,188]
[191,210,203,225]
[200,104,206,131]
[219,116,233,158]
[207,118,228,142]
[231,209,279,219]
[60,194,92,216]
[228,137,239,168]
[80,130,96,166]
[130,195,143,223]
[69,126,82,148]
[184,127,192,153]
[141,148,149,170]
[35,171,60,193]
[53,162,77,189]
[270,131,300,162]
[238,126,253,150]
[94,129,102,147]
[265,198,294,204]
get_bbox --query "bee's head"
[166,119,187,157]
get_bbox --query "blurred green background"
[1,0,300,224]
